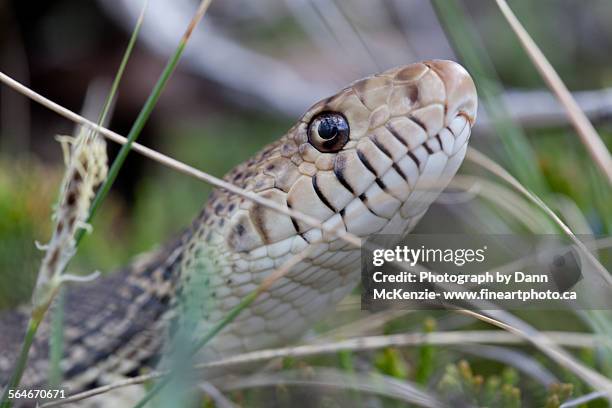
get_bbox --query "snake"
[0,60,477,398]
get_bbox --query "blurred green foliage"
[438,360,578,408]
[0,113,288,309]
[532,127,612,233]
[0,160,56,308]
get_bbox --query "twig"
[494,0,612,185]
[105,0,612,130]
[500,87,612,129]
[221,368,442,407]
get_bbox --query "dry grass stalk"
[459,309,612,398]
[31,129,107,316]
[494,0,612,184]
[466,147,611,284]
[40,328,606,407]
[197,382,236,408]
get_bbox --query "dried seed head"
[32,128,108,310]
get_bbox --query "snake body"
[0,60,477,394]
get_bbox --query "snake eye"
[308,112,350,153]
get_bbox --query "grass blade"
[431,0,547,193]
[47,288,65,388]
[466,147,611,283]
[46,0,149,388]
[76,0,212,244]
[131,247,312,407]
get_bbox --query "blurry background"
[0,1,611,405]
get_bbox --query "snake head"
[225,60,477,252]
[286,60,477,233]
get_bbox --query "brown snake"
[0,60,477,397]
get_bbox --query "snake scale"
[0,60,477,397]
